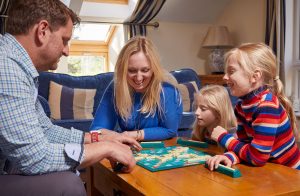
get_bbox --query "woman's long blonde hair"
[192,85,237,141]
[114,36,164,120]
[224,43,298,138]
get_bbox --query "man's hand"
[99,131,142,151]
[80,140,137,172]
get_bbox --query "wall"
[216,0,265,45]
[148,0,265,75]
[148,22,210,74]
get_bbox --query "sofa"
[38,68,202,132]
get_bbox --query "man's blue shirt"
[0,34,84,175]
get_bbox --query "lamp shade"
[202,26,233,49]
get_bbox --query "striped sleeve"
[218,101,282,166]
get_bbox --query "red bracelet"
[91,130,102,143]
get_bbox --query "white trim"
[294,0,300,64]
[292,67,300,112]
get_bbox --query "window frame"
[69,25,117,73]
[294,0,300,64]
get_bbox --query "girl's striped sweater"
[218,86,300,169]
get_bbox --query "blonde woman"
[192,85,236,144]
[206,43,300,170]
[90,36,183,141]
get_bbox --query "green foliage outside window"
[67,55,105,76]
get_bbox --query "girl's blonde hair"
[192,85,237,141]
[224,43,298,138]
[114,36,164,120]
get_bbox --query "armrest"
[38,95,51,117]
[179,112,196,130]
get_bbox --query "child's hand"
[211,126,227,142]
[206,155,232,171]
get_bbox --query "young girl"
[192,85,236,144]
[206,43,300,170]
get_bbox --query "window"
[68,55,106,76]
[67,23,116,76]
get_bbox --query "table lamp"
[202,26,233,74]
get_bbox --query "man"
[0,0,141,195]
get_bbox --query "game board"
[134,146,211,172]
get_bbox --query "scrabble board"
[134,146,211,172]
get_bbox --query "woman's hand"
[121,130,144,141]
[121,131,134,138]
[206,155,232,171]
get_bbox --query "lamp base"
[209,48,225,73]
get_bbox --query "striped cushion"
[177,81,199,112]
[48,81,96,120]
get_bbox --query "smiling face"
[223,57,255,97]
[195,96,219,131]
[127,51,154,93]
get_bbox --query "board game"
[134,146,211,172]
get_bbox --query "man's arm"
[0,68,83,174]
[80,132,142,172]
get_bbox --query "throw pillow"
[163,70,178,86]
[177,81,199,112]
[48,81,96,120]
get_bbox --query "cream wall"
[147,22,210,74]
[216,0,266,45]
[147,0,265,75]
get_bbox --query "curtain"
[0,0,10,35]
[265,0,286,84]
[124,0,166,41]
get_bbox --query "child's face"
[195,96,218,131]
[223,58,254,97]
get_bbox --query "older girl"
[207,43,300,170]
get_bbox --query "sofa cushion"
[177,81,199,112]
[163,70,178,86]
[48,81,96,120]
[38,71,114,116]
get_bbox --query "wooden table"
[90,138,300,196]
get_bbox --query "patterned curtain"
[265,0,286,84]
[124,0,166,41]
[0,0,10,35]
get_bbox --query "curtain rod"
[0,15,159,28]
[82,21,159,28]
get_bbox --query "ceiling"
[62,0,232,24]
[156,0,232,23]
